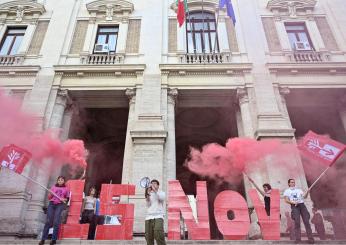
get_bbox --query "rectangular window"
[284,23,313,50]
[94,26,119,53]
[0,27,26,55]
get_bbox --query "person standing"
[283,178,314,244]
[311,208,326,240]
[80,186,97,239]
[247,176,272,216]
[39,176,70,245]
[145,179,166,245]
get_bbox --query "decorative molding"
[279,86,290,96]
[125,87,136,104]
[86,0,134,21]
[167,88,178,106]
[236,87,249,105]
[267,0,316,18]
[0,65,40,76]
[160,63,252,77]
[267,62,346,75]
[171,0,218,13]
[0,0,46,22]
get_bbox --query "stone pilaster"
[277,86,293,128]
[121,88,136,187]
[236,87,254,138]
[338,95,346,133]
[166,88,178,181]
[24,89,70,235]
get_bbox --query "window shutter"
[69,20,88,54]
[168,19,177,53]
[27,21,49,55]
[126,19,141,53]
[262,17,282,52]
[315,17,339,51]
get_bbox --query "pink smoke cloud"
[0,90,87,169]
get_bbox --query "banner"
[299,131,346,166]
[0,144,32,174]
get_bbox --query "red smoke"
[185,138,295,183]
[0,90,87,169]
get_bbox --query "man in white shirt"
[284,178,314,244]
[145,179,166,245]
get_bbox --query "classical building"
[0,0,345,239]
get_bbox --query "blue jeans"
[42,202,65,241]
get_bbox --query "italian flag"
[177,0,188,27]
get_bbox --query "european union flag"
[219,0,236,25]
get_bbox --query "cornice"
[267,62,346,75]
[86,0,134,21]
[160,63,252,76]
[267,0,316,19]
[171,0,218,13]
[0,65,40,76]
[54,64,146,77]
[0,0,45,22]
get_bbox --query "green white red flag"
[177,0,188,27]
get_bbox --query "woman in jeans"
[39,176,70,245]
[80,186,97,239]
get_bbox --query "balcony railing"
[179,52,231,64]
[286,51,330,63]
[0,55,24,65]
[81,53,125,65]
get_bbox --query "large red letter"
[95,184,135,240]
[59,180,89,239]
[248,189,280,240]
[214,190,250,240]
[168,180,210,240]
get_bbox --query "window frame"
[185,11,219,54]
[284,22,314,50]
[0,26,27,56]
[94,25,119,54]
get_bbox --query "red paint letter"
[248,189,280,240]
[214,190,250,240]
[95,184,135,240]
[59,180,89,239]
[168,180,210,240]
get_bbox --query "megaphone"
[139,177,151,188]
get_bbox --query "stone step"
[0,240,345,245]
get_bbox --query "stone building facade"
[0,0,346,239]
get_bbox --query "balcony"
[81,53,125,65]
[0,55,24,66]
[285,51,330,63]
[178,52,231,64]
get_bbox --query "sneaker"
[50,241,56,245]
[38,240,45,245]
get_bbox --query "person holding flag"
[39,176,70,245]
[284,179,314,244]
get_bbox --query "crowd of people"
[38,176,334,245]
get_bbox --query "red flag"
[0,144,32,174]
[299,131,346,166]
[177,0,185,27]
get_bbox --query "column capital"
[236,87,249,104]
[279,86,290,97]
[168,88,178,106]
[125,88,136,104]
[56,89,70,107]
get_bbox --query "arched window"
[186,11,219,54]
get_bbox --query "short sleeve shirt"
[283,187,304,204]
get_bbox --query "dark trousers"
[291,203,314,241]
[42,202,65,241]
[80,210,95,240]
[145,218,166,245]
[315,226,326,240]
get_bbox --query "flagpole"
[185,1,196,54]
[201,0,205,54]
[307,166,331,193]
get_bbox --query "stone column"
[237,88,254,138]
[166,88,178,181]
[24,89,70,235]
[339,95,346,133]
[121,88,136,187]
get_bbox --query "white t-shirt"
[145,190,166,220]
[283,187,305,204]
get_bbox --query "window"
[285,23,313,50]
[0,27,26,55]
[94,26,119,53]
[186,12,219,54]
